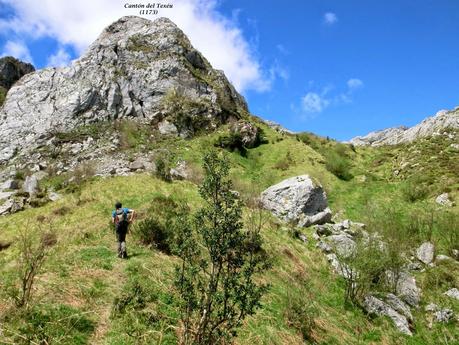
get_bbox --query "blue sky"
[1,0,458,140]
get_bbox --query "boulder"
[170,160,189,180]
[435,255,452,263]
[425,303,439,312]
[444,288,459,300]
[23,175,39,195]
[230,121,261,148]
[325,234,356,258]
[392,271,421,307]
[433,309,454,323]
[129,157,149,171]
[416,242,435,265]
[158,120,178,135]
[0,191,14,201]
[0,198,24,215]
[435,193,453,207]
[363,295,412,335]
[48,192,61,202]
[260,175,330,227]
[0,199,14,215]
[298,208,332,227]
[0,179,19,190]
[325,253,354,279]
[385,293,413,321]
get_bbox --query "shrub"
[134,217,172,254]
[174,151,270,344]
[161,87,212,134]
[133,195,186,254]
[325,150,353,180]
[154,156,172,182]
[214,132,247,156]
[5,224,56,308]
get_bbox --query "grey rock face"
[363,295,412,335]
[260,175,330,227]
[435,193,453,207]
[416,242,435,265]
[0,16,247,162]
[350,107,459,146]
[444,288,459,300]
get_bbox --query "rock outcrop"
[363,295,412,335]
[260,175,332,227]
[0,56,35,107]
[0,16,247,163]
[350,107,459,146]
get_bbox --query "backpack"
[114,208,129,227]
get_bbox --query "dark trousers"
[116,223,128,258]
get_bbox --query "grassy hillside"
[0,121,458,344]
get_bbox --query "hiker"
[112,202,135,258]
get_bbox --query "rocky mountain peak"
[349,107,459,146]
[0,16,248,162]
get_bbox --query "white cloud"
[298,78,363,114]
[347,78,363,89]
[301,92,330,113]
[47,47,71,67]
[0,0,268,93]
[1,40,33,63]
[324,12,338,25]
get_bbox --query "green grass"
[0,121,458,344]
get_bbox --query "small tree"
[5,223,56,308]
[174,151,269,344]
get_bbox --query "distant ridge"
[349,107,459,146]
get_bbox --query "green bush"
[133,195,186,254]
[214,132,247,156]
[325,150,353,181]
[154,157,172,182]
[134,217,172,254]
